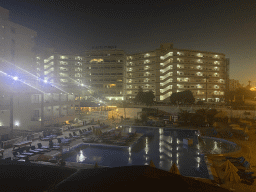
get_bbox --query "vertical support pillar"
[41,93,44,130]
[10,94,13,132]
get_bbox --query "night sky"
[1,0,256,86]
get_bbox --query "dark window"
[34,110,39,117]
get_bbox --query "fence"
[2,131,44,149]
[2,136,23,149]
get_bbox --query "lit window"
[197,53,203,57]
[144,53,150,58]
[197,59,203,63]
[75,67,82,72]
[90,59,103,63]
[144,60,150,64]
[75,56,82,60]
[60,61,68,65]
[60,67,68,71]
[60,55,68,59]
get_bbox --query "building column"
[10,94,13,132]
[41,93,44,129]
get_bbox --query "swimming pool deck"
[3,123,256,191]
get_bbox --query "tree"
[170,92,180,104]
[170,90,195,104]
[144,90,155,106]
[134,88,155,106]
[134,87,144,104]
[190,114,205,126]
[182,90,195,104]
[206,109,218,125]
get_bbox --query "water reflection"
[65,127,239,179]
[76,150,86,162]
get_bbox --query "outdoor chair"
[18,149,24,155]
[30,146,36,150]
[37,143,42,149]
[13,151,18,157]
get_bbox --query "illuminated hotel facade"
[36,48,126,101]
[125,43,229,102]
[39,44,229,103]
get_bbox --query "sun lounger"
[16,155,27,159]
[237,171,255,178]
[233,161,251,170]
[28,150,42,154]
[21,152,34,156]
[226,156,244,160]
[50,146,61,150]
[241,179,254,185]
[227,157,245,164]
[36,148,50,153]
[17,159,26,162]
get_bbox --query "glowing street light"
[13,76,18,80]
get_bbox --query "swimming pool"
[63,127,239,179]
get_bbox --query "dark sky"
[1,0,256,85]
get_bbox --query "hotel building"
[0,7,77,130]
[37,48,126,101]
[125,43,229,102]
[0,6,37,80]
[38,44,229,103]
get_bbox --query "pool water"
[64,127,239,179]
